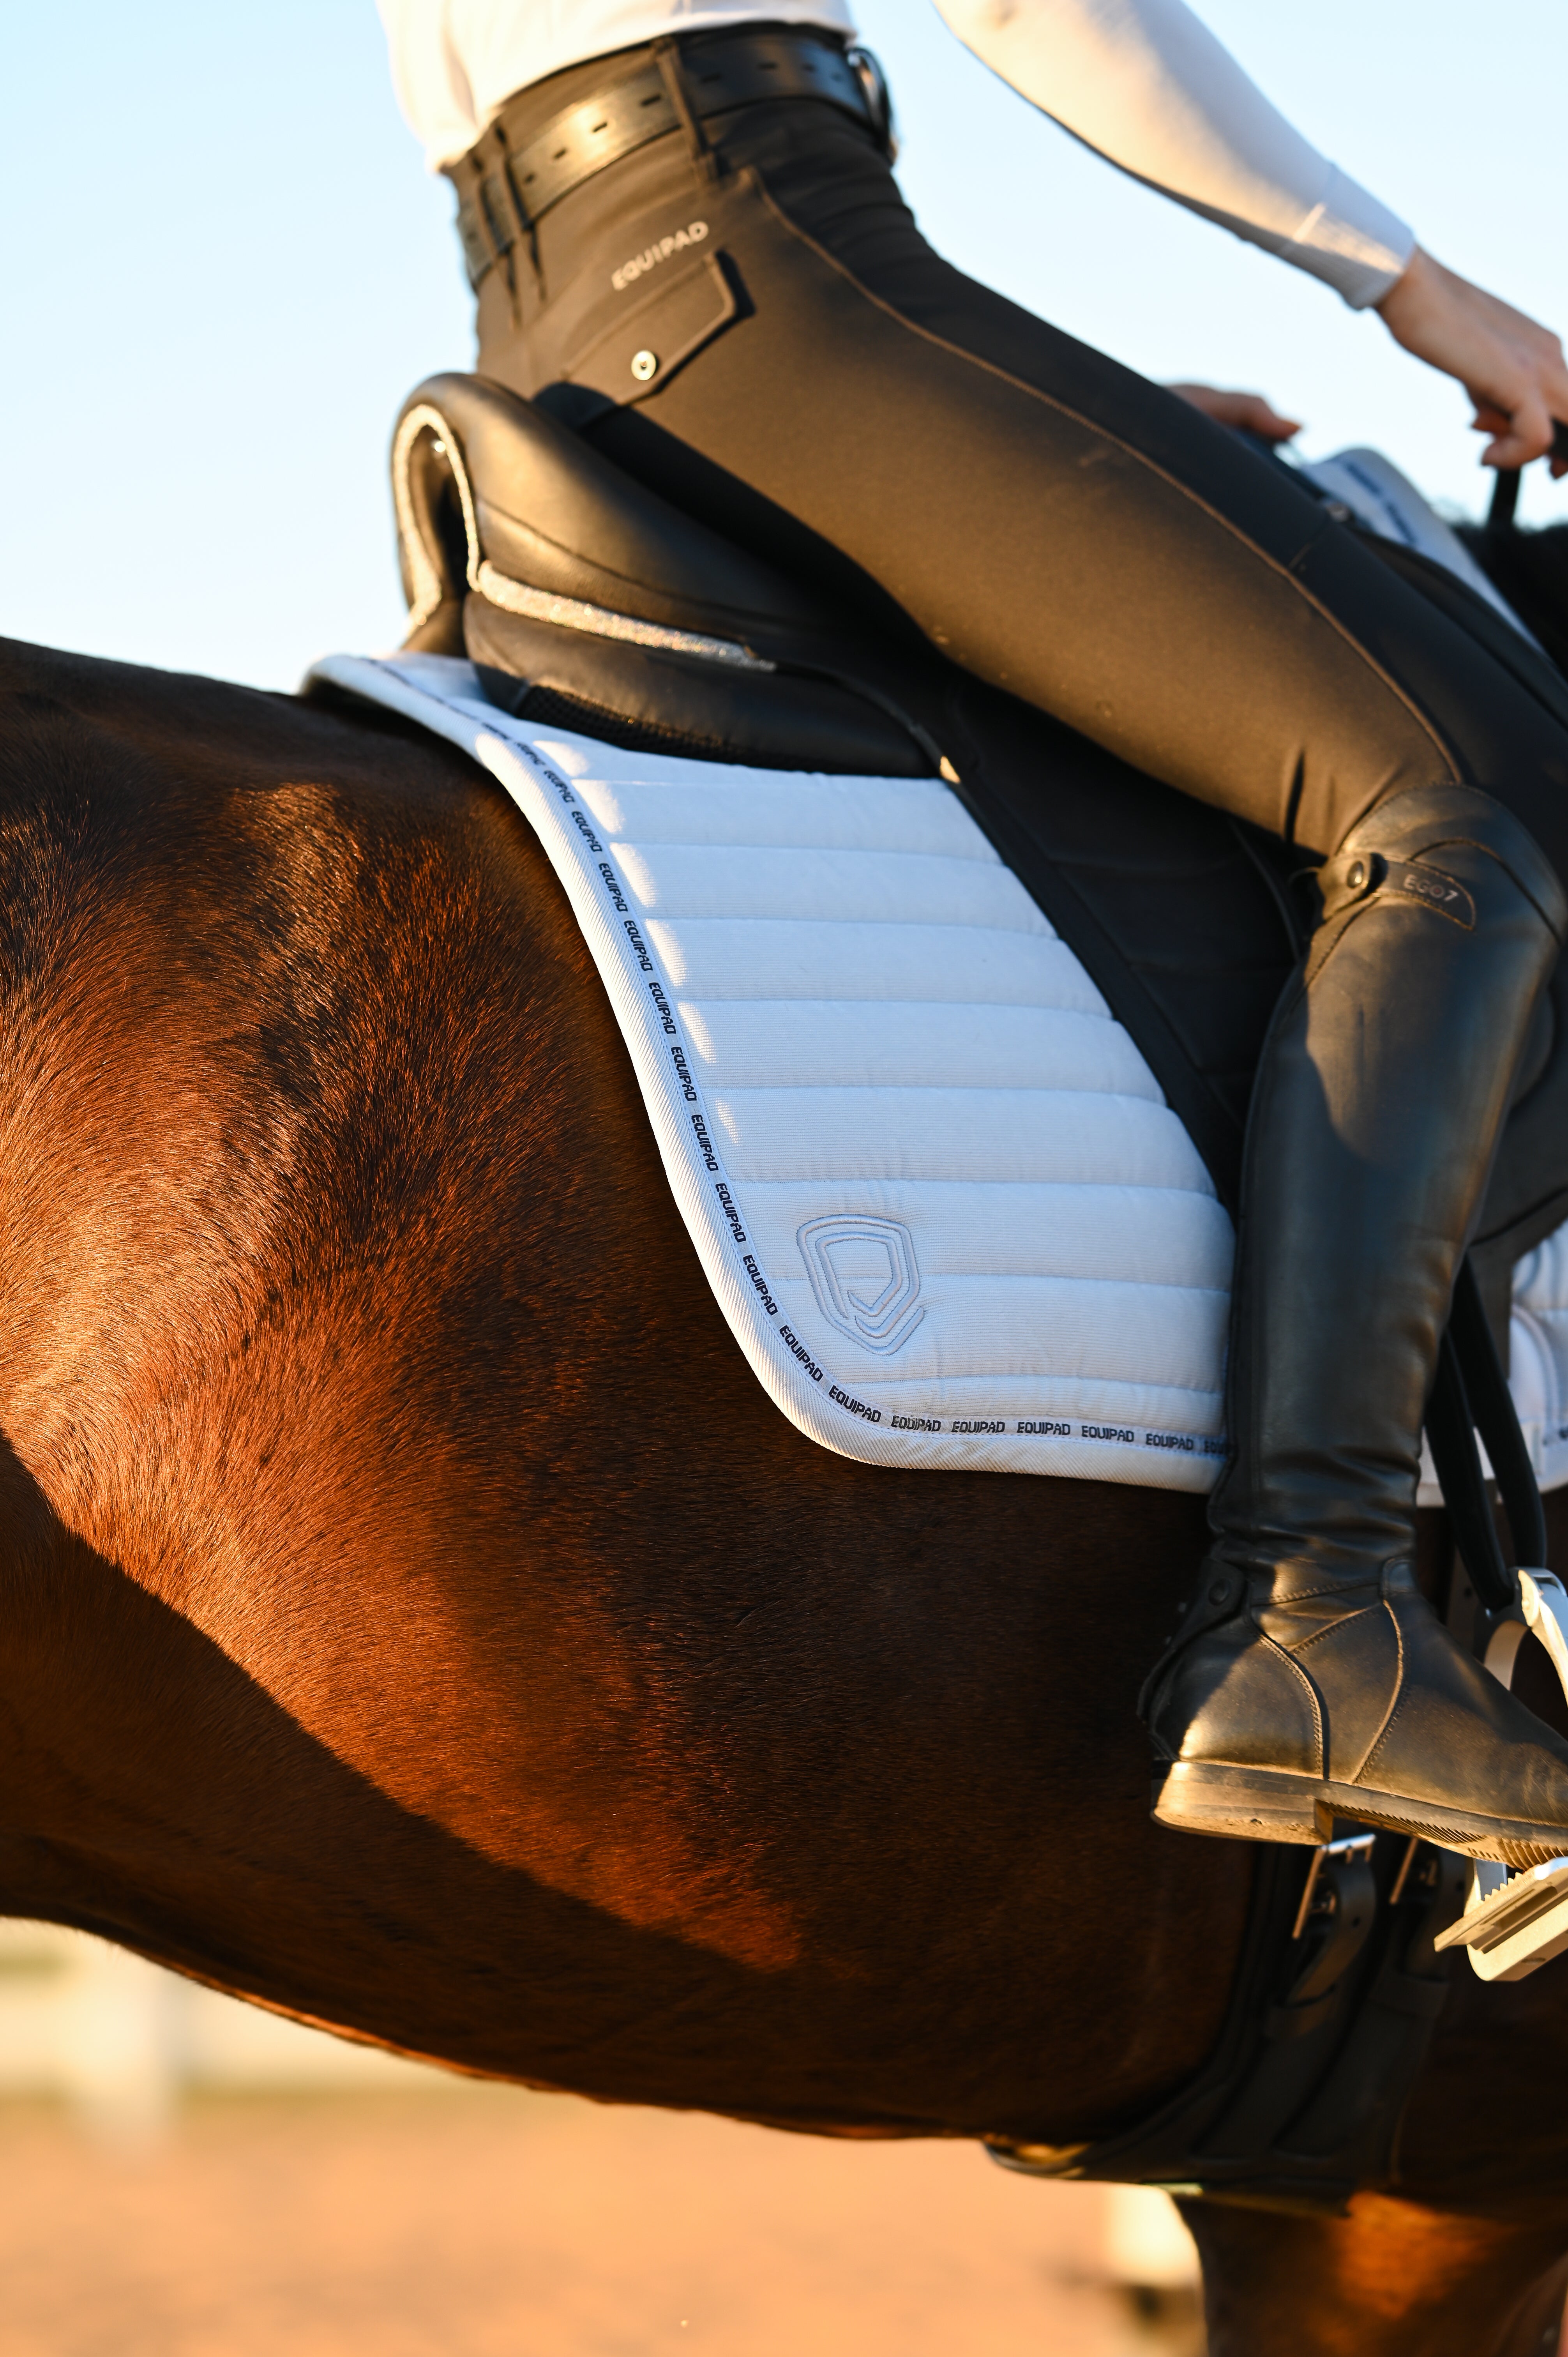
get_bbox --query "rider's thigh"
[509,103,1568,862]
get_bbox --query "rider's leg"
[1145,784,1568,1856]
[456,55,1568,1856]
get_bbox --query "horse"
[4,597,1568,2355]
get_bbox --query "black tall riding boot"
[1144,782,1568,1866]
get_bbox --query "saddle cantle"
[391,373,936,777]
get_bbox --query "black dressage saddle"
[390,370,1568,1306]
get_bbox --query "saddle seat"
[391,373,935,776]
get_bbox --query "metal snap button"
[630,349,659,383]
[1346,859,1367,891]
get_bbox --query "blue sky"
[2,2,1564,689]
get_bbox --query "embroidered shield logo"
[797,1216,924,1355]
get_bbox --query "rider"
[379,0,1568,1862]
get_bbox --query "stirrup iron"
[1436,1569,1568,1980]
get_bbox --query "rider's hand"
[1167,385,1302,443]
[1376,246,1568,476]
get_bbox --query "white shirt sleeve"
[931,0,1414,307]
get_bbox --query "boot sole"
[1154,1760,1568,1866]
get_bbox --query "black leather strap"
[454,28,878,288]
[1450,1252,1549,1571]
[987,1830,1467,2215]
[1425,1323,1516,1613]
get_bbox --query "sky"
[2,1,1564,692]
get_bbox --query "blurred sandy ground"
[0,1924,1202,2357]
[0,2089,1204,2357]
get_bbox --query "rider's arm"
[930,0,1412,309]
[933,0,1568,467]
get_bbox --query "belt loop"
[480,130,527,322]
[492,124,546,309]
[653,38,720,184]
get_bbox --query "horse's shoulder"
[0,636,622,1487]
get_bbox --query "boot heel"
[1153,1760,1327,1845]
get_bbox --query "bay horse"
[3,625,1568,2355]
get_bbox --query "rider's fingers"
[1167,384,1301,440]
[1229,392,1301,442]
[1471,394,1568,473]
[1482,389,1554,469]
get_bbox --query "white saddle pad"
[310,650,1568,1501]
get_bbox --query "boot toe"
[1344,1603,1568,1860]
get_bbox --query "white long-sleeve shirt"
[378,0,1414,308]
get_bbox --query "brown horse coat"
[2,636,1566,2351]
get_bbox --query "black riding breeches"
[466,49,1568,873]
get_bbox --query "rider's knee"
[1337,781,1566,944]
